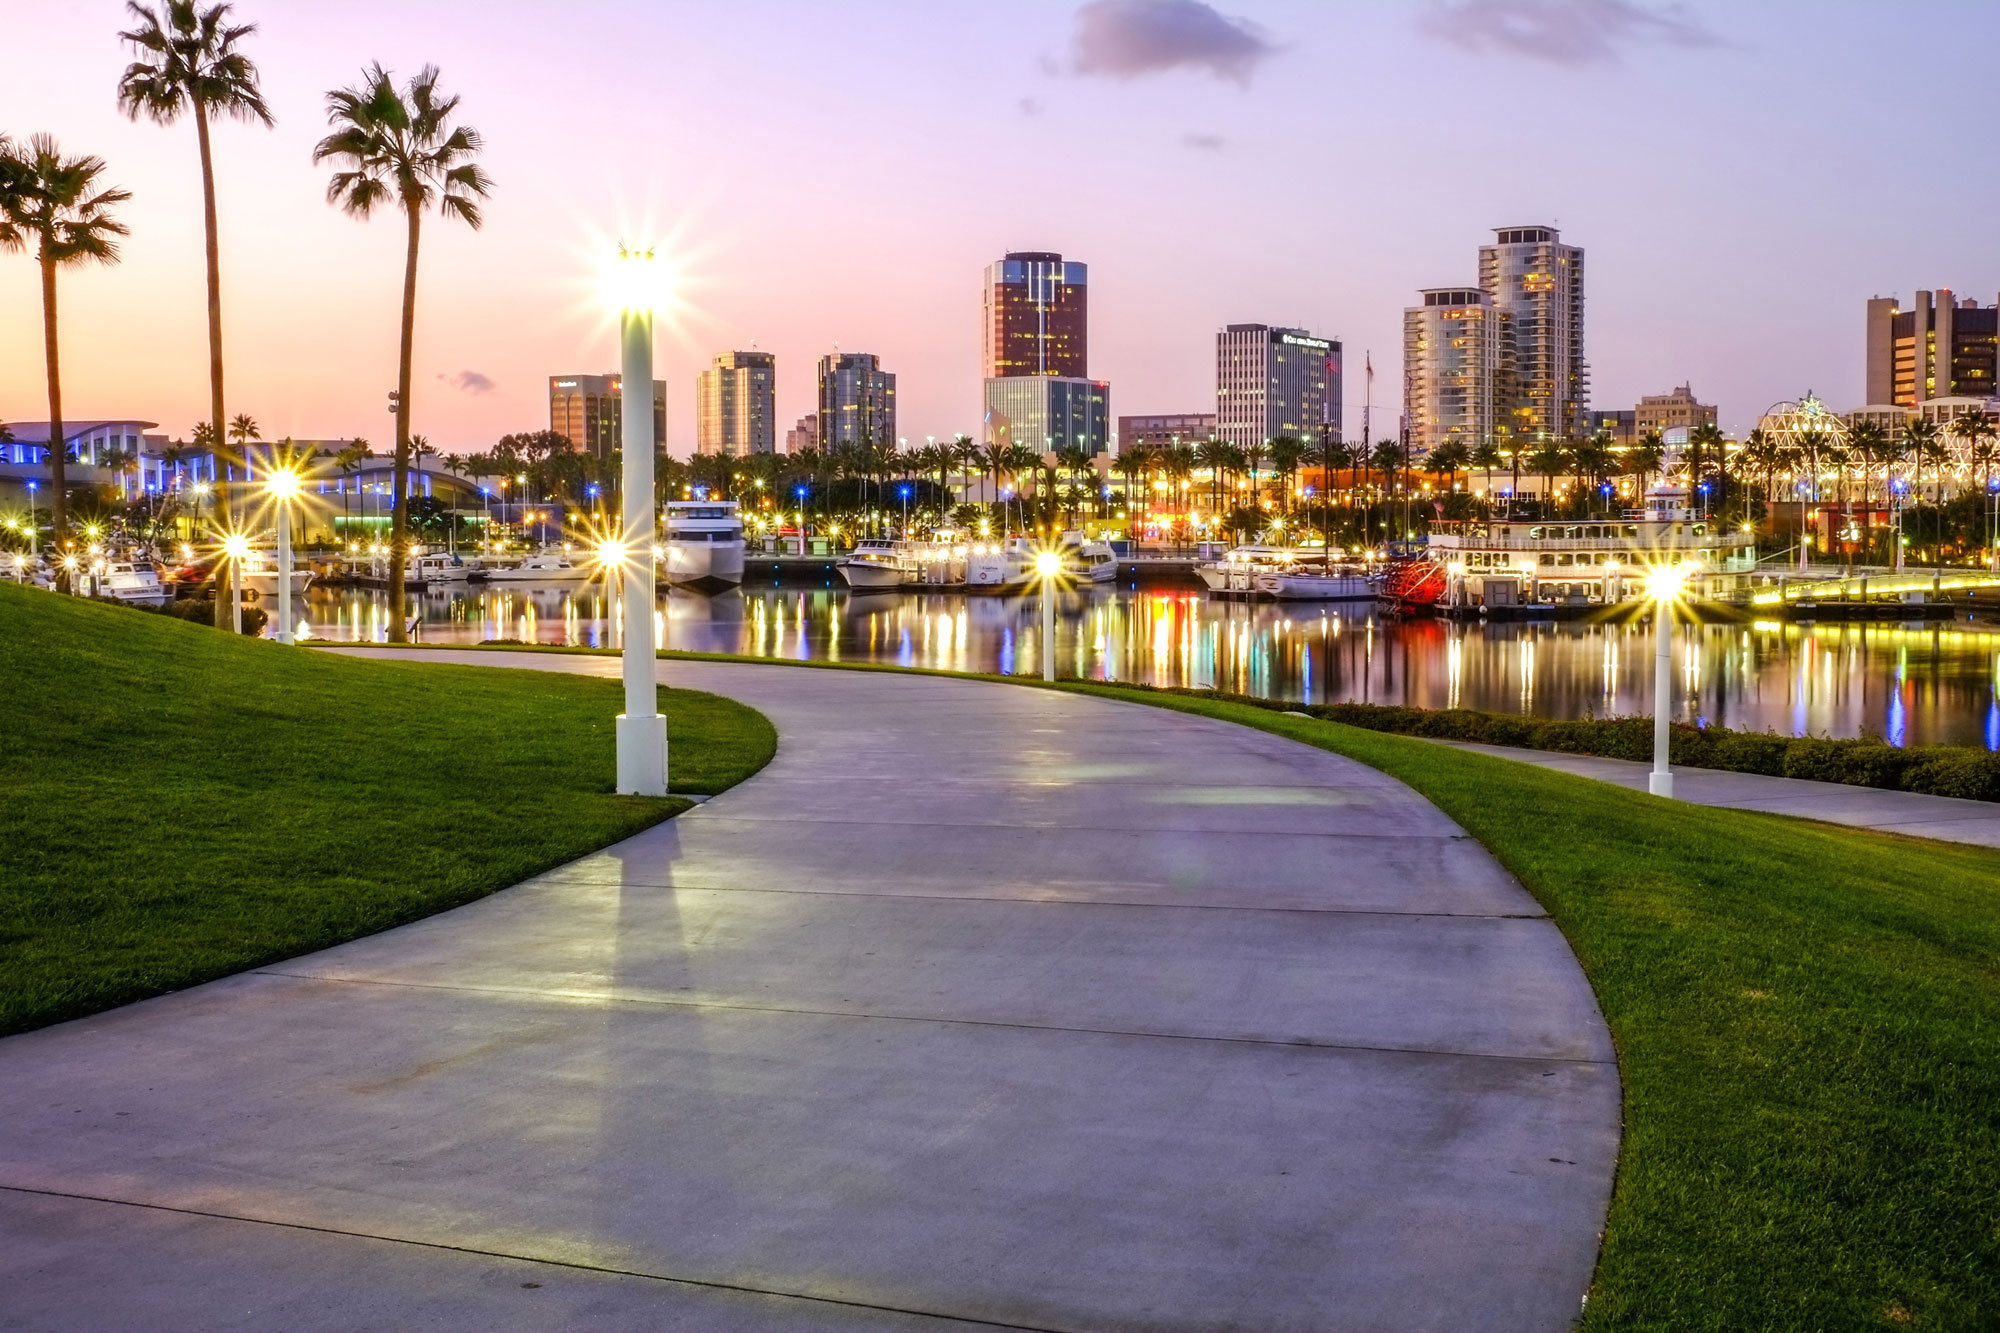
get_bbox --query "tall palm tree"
[1193,437,1231,517]
[1267,435,1306,516]
[315,63,492,642]
[227,411,258,482]
[0,136,131,579]
[118,0,271,620]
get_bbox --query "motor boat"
[409,552,474,587]
[664,500,746,589]
[1255,562,1379,601]
[1057,531,1118,584]
[966,538,1036,591]
[97,559,172,607]
[1196,544,1300,596]
[838,539,912,591]
[233,549,316,597]
[485,550,594,584]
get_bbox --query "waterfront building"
[695,351,776,457]
[983,251,1088,379]
[983,376,1110,457]
[1403,289,1513,455]
[1215,325,1341,453]
[1865,290,2000,406]
[1119,413,1216,452]
[1590,410,1635,444]
[1635,384,1717,437]
[1479,225,1587,444]
[784,412,818,455]
[1,419,171,505]
[816,353,896,449]
[549,372,666,458]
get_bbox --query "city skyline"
[5,1,2000,455]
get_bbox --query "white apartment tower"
[695,351,776,456]
[1403,289,1512,455]
[1214,324,1341,453]
[1478,226,1586,444]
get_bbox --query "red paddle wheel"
[1381,556,1447,606]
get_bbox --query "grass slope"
[1069,685,2000,1333]
[0,584,774,1037]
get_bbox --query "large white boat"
[1255,563,1378,601]
[966,538,1036,590]
[234,549,316,597]
[838,539,913,591]
[664,500,746,589]
[485,551,594,584]
[1196,544,1301,596]
[1422,487,1760,610]
[410,552,474,587]
[97,559,171,607]
[1058,531,1119,584]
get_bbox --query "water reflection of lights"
[293,585,2000,748]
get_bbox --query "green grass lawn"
[1068,684,2000,1333]
[0,583,774,1038]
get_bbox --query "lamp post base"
[615,713,669,797]
[1648,770,1675,799]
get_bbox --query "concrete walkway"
[1,653,1619,1332]
[1437,741,2000,848]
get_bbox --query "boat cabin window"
[673,506,734,520]
[1623,524,1639,538]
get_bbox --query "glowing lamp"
[1035,551,1064,579]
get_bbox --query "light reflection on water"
[296,582,2000,749]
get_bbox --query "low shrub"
[1157,687,2000,806]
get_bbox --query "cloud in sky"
[1181,132,1226,151]
[1018,96,1044,116]
[1071,0,1278,86]
[441,369,495,395]
[1418,0,1720,66]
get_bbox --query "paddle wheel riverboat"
[1419,487,1759,616]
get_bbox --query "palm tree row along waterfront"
[2,0,485,637]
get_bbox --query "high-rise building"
[816,352,896,448]
[1865,290,2000,406]
[983,377,1111,457]
[784,412,818,455]
[983,251,1088,378]
[1589,410,1636,445]
[1214,325,1341,453]
[549,373,666,458]
[695,351,776,457]
[1634,384,1717,437]
[1403,288,1513,455]
[1478,226,1586,443]
[1118,413,1216,453]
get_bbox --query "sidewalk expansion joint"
[0,1183,1070,1333]
[249,969,1614,1067]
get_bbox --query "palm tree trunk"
[388,206,422,643]
[194,106,236,626]
[40,252,68,589]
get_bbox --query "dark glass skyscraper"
[983,252,1088,379]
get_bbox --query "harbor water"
[292,582,2000,750]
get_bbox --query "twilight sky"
[4,0,1997,457]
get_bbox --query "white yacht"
[966,538,1037,591]
[234,549,316,597]
[664,500,746,589]
[838,539,913,591]
[97,559,171,607]
[1255,562,1378,602]
[1196,544,1301,596]
[1058,531,1119,584]
[485,550,593,584]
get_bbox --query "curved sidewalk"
[0,654,1619,1332]
[1435,740,2000,847]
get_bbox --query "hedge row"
[1169,689,2000,804]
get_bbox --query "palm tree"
[315,63,492,642]
[118,0,271,619]
[0,136,131,580]
[227,411,259,483]
[1630,430,1666,497]
[1267,435,1306,517]
[1428,441,1471,499]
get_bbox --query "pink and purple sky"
[4,0,1997,456]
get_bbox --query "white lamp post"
[221,532,250,635]
[1646,563,1686,799]
[267,467,302,644]
[1036,549,1063,682]
[615,246,668,796]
